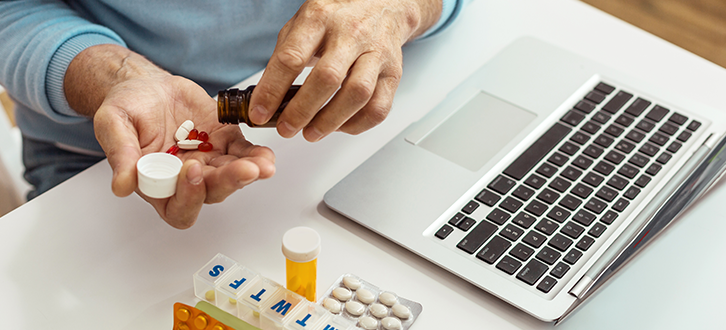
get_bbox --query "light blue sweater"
[0,0,465,154]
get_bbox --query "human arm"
[64,44,276,228]
[248,0,467,142]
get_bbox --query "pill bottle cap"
[136,152,183,199]
[282,226,321,263]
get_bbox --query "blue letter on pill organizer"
[209,265,225,277]
[251,289,267,302]
[323,325,339,330]
[271,299,292,316]
[230,278,247,289]
[295,314,312,327]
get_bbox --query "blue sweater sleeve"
[0,0,125,124]
[418,0,471,39]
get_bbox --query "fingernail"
[278,121,297,137]
[307,127,324,142]
[187,163,203,185]
[249,105,268,124]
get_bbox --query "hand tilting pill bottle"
[217,85,300,127]
[282,226,321,302]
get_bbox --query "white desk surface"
[3,0,726,329]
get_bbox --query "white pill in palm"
[358,316,378,330]
[381,317,402,330]
[177,139,202,150]
[391,303,411,319]
[356,288,375,304]
[332,287,352,301]
[369,303,388,319]
[345,301,366,316]
[174,120,194,141]
[379,292,397,307]
[323,298,341,314]
[342,275,362,290]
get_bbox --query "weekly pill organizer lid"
[136,152,183,199]
[282,226,321,263]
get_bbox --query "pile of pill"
[319,274,422,330]
[167,120,213,155]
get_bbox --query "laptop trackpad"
[417,92,537,172]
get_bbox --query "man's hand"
[249,0,442,142]
[65,44,276,229]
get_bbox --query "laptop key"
[581,121,601,135]
[538,162,561,178]
[618,163,639,179]
[614,140,635,154]
[687,120,702,131]
[548,152,569,167]
[537,276,558,294]
[537,188,560,204]
[624,97,651,117]
[629,153,650,168]
[512,185,535,201]
[573,209,596,226]
[511,243,535,261]
[435,225,454,239]
[573,155,594,170]
[574,100,596,114]
[448,212,467,226]
[517,259,549,285]
[625,130,646,143]
[635,174,652,188]
[549,177,571,193]
[496,256,522,275]
[595,82,615,94]
[656,152,672,165]
[561,110,586,127]
[624,186,641,200]
[588,223,607,238]
[536,246,561,265]
[564,249,583,265]
[603,91,633,114]
[601,210,619,224]
[561,166,583,181]
[612,198,630,212]
[559,141,580,156]
[615,114,635,127]
[604,150,625,165]
[559,194,582,211]
[500,224,525,241]
[668,113,688,125]
[488,175,516,195]
[462,200,479,214]
[487,208,511,225]
[659,122,679,136]
[549,233,574,251]
[503,123,571,180]
[561,222,585,240]
[667,141,682,153]
[582,172,605,187]
[570,131,590,145]
[646,163,662,176]
[500,197,523,213]
[607,175,629,190]
[525,200,548,217]
[550,262,571,279]
[476,236,511,264]
[649,133,669,146]
[547,206,571,223]
[513,212,537,229]
[636,119,656,133]
[571,183,594,199]
[585,198,607,214]
[458,217,476,231]
[639,143,660,157]
[596,186,617,202]
[593,161,615,176]
[524,174,546,189]
[475,189,500,206]
[583,144,604,159]
[592,111,611,125]
[677,130,692,142]
[576,236,595,251]
[646,105,669,122]
[523,230,547,248]
[535,219,559,235]
[585,91,606,104]
[457,220,498,254]
[605,124,624,138]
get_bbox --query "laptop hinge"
[568,275,593,299]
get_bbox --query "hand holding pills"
[65,45,276,229]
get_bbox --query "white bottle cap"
[136,152,183,199]
[282,226,321,263]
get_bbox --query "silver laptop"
[323,37,726,321]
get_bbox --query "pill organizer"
[191,253,423,330]
[318,274,422,330]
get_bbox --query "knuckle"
[314,64,345,88]
[275,47,308,73]
[347,79,375,105]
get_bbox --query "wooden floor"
[582,0,726,68]
[1,0,726,125]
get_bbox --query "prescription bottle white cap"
[282,226,321,263]
[136,152,183,199]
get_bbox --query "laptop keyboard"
[434,82,702,294]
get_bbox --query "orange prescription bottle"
[281,227,321,302]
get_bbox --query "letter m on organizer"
[271,299,292,316]
[323,325,340,330]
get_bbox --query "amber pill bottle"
[217,85,300,127]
